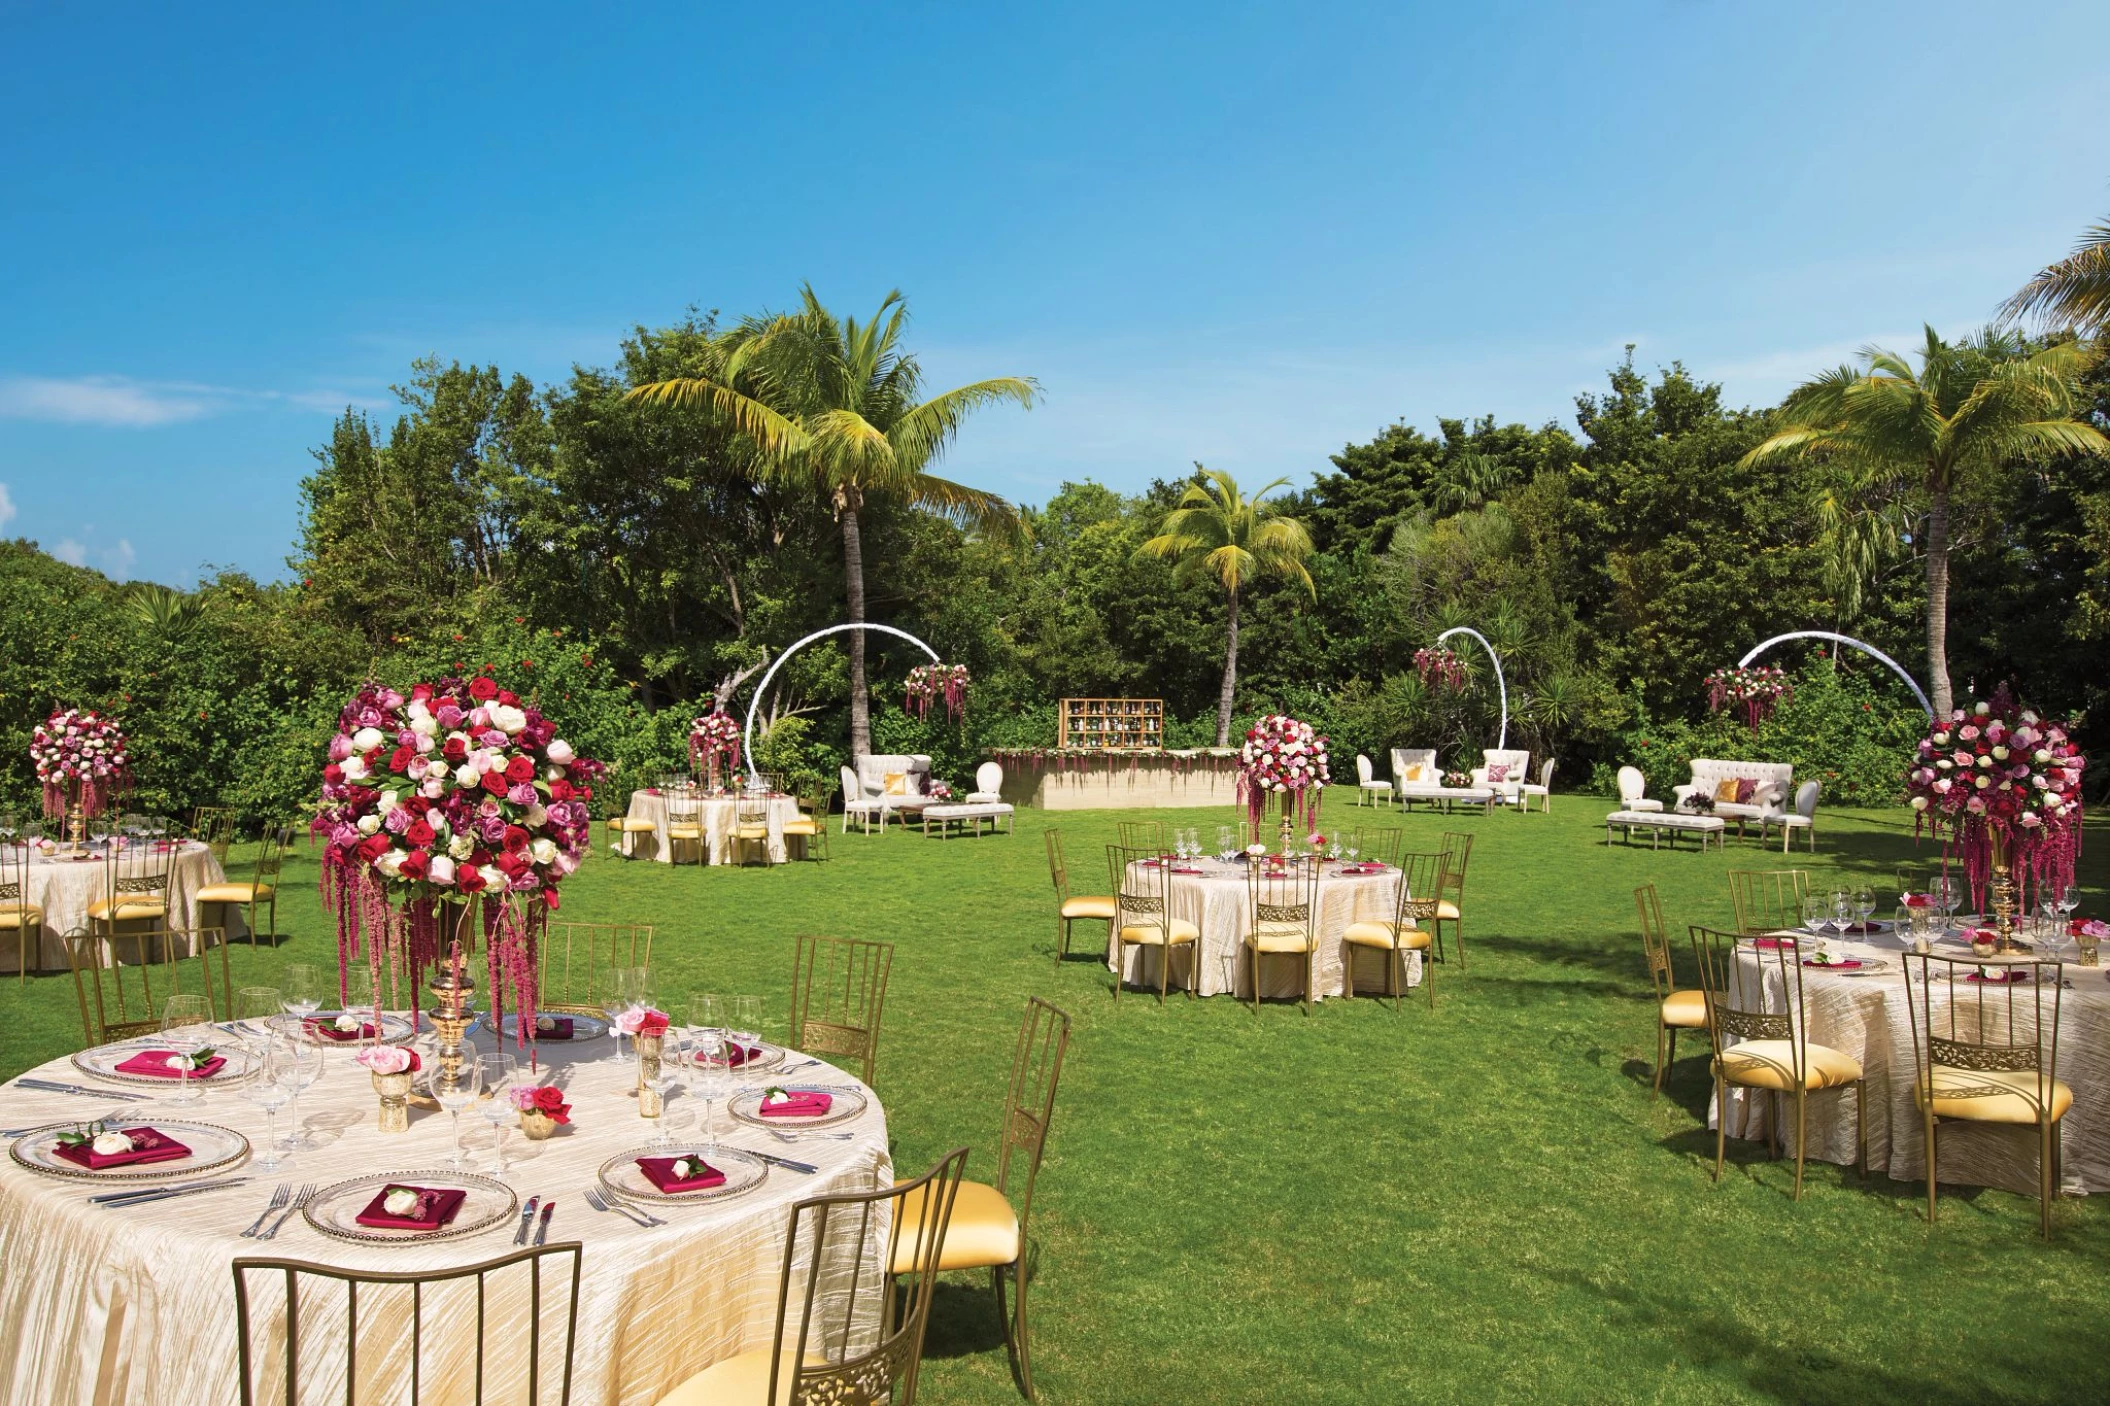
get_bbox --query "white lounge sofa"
[1470,749,1531,806]
[1672,759,1793,833]
[1390,748,1444,807]
[841,753,935,832]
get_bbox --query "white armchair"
[1354,754,1394,806]
[967,761,1004,802]
[1762,780,1821,853]
[1616,765,1663,813]
[1391,748,1442,807]
[1470,749,1531,805]
[1518,759,1555,814]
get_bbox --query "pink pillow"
[1485,763,1509,784]
[1734,778,1758,805]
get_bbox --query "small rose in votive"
[355,1045,418,1075]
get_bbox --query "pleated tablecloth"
[2,841,227,972]
[1713,928,2110,1196]
[1107,857,1413,999]
[621,791,804,865]
[0,1035,890,1404]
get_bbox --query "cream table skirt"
[1,841,227,973]
[1107,858,1413,999]
[1712,929,2110,1197]
[622,791,802,865]
[0,1035,890,1404]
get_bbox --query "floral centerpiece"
[1441,769,1470,789]
[1237,713,1329,837]
[1413,646,1466,692]
[313,675,604,1047]
[1705,665,1791,730]
[689,709,742,790]
[1905,685,2085,922]
[31,707,131,820]
[905,664,970,723]
[511,1083,571,1138]
[1678,791,1716,816]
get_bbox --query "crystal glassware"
[242,1042,293,1173]
[1801,895,1828,940]
[280,963,324,1023]
[475,1053,517,1174]
[427,1044,484,1170]
[159,994,213,1103]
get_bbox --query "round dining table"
[1715,923,2110,1197]
[1,840,228,974]
[1105,856,1412,1000]
[0,1028,890,1405]
[620,791,805,865]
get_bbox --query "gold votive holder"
[372,1070,413,1134]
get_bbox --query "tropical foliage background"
[2,294,2108,829]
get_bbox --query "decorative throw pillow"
[1485,763,1509,784]
[1713,778,1742,804]
[1734,778,1758,805]
[1403,765,1426,782]
[883,772,910,796]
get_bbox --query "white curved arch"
[738,623,941,787]
[1436,626,1509,750]
[1737,631,1933,719]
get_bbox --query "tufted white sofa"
[1672,759,1793,828]
[1470,749,1532,805]
[1390,748,1445,805]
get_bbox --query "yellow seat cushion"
[86,897,167,923]
[1249,922,1314,953]
[1342,919,1430,951]
[1660,988,1708,1028]
[734,825,769,840]
[781,818,819,836]
[1917,1065,2073,1125]
[617,818,658,833]
[0,904,44,929]
[196,882,273,905]
[1715,1039,1862,1091]
[666,824,704,841]
[1434,900,1460,921]
[653,1349,823,1406]
[604,816,625,830]
[887,1176,1021,1274]
[1119,919,1198,946]
[1061,895,1117,921]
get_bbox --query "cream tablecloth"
[0,1035,890,1404]
[621,791,804,865]
[1107,858,1411,999]
[1714,927,2110,1196]
[1,841,226,973]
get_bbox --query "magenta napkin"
[1754,938,1798,951]
[636,1156,727,1193]
[1967,969,2031,985]
[757,1091,834,1119]
[355,1185,467,1230]
[1802,959,1863,971]
[304,1017,378,1042]
[527,1016,575,1040]
[53,1127,192,1170]
[113,1049,228,1080]
[703,1042,764,1068]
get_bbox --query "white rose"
[377,791,399,813]
[525,803,549,828]
[382,1188,420,1217]
[1975,702,1990,716]
[357,814,382,835]
[2036,749,2052,764]
[489,705,527,735]
[406,758,428,781]
[448,834,474,859]
[351,727,385,751]
[428,855,456,885]
[1976,755,1993,769]
[480,864,508,889]
[410,714,439,738]
[375,850,406,877]
[1992,746,2009,761]
[90,1132,135,1156]
[1910,795,1929,810]
[420,778,445,799]
[333,1014,360,1032]
[340,756,370,782]
[1974,775,1991,790]
[543,764,568,782]
[546,740,576,766]
[407,700,433,723]
[530,838,558,866]
[454,764,480,788]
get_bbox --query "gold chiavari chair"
[0,837,44,984]
[1690,925,1865,1199]
[1902,951,2072,1239]
[1727,868,1810,936]
[663,793,707,866]
[198,825,290,948]
[87,828,177,941]
[731,791,772,866]
[790,934,894,1086]
[1244,854,1321,1013]
[890,998,1071,1400]
[1045,829,1115,963]
[1106,843,1198,1004]
[1115,820,1165,850]
[187,804,235,862]
[62,926,230,1045]
[1343,851,1439,1010]
[234,1241,584,1406]
[1433,831,1473,968]
[655,1148,968,1406]
[1637,884,1706,1097]
[538,922,655,1018]
[1343,825,1405,868]
[781,779,832,862]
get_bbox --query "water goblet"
[235,986,283,1025]
[2054,884,2080,925]
[280,963,324,1024]
[732,996,763,1051]
[1852,886,1876,933]
[241,1043,294,1173]
[602,968,642,1064]
[690,1027,728,1153]
[647,1031,687,1148]
[274,1023,325,1151]
[160,994,214,1103]
[1800,895,1828,941]
[1217,825,1233,856]
[475,1054,517,1174]
[426,1047,483,1170]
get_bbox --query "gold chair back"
[63,926,230,1045]
[790,934,895,1086]
[792,779,834,862]
[1115,820,1165,850]
[1343,826,1405,867]
[1727,868,1810,936]
[1636,883,1675,1005]
[1107,843,1171,931]
[1391,852,1444,926]
[96,834,177,934]
[1689,925,1803,1082]
[0,839,41,983]
[1901,952,2063,1101]
[995,998,1073,1219]
[1244,854,1321,1010]
[188,805,235,861]
[1438,831,1472,900]
[537,923,655,1017]
[1044,829,1073,903]
[233,1241,583,1406]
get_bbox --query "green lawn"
[6,800,2109,1403]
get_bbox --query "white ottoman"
[921,802,1015,838]
[1605,810,1725,851]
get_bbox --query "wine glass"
[689,993,724,1038]
[1931,875,1958,925]
[273,1023,325,1151]
[160,994,213,1103]
[475,1054,517,1174]
[1216,825,1233,857]
[647,1031,686,1148]
[1801,895,1828,941]
[280,963,324,1026]
[732,996,763,1053]
[1827,889,1850,937]
[242,1042,293,1173]
[690,1026,727,1153]
[602,968,641,1064]
[235,986,282,1030]
[0,810,15,844]
[2054,883,2080,926]
[426,1048,484,1170]
[1852,885,1876,933]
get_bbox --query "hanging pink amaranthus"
[1413,647,1466,692]
[30,706,132,818]
[313,675,604,1049]
[1236,713,1331,831]
[1705,665,1791,730]
[905,664,970,723]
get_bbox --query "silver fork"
[259,1182,314,1240]
[585,1185,662,1227]
[239,1184,290,1238]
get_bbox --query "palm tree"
[1139,467,1316,745]
[2002,215,2110,336]
[1741,327,2106,715]
[627,287,1035,759]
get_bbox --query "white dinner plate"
[72,1037,262,1088]
[303,1169,517,1245]
[9,1118,250,1183]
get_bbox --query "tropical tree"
[2002,215,2110,336]
[1741,327,2106,715]
[627,287,1035,758]
[1139,466,1316,745]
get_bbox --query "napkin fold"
[1753,937,1798,951]
[1802,959,1863,971]
[354,1185,468,1230]
[304,1017,379,1042]
[1966,969,2031,985]
[528,1016,575,1040]
[53,1127,192,1170]
[113,1049,228,1080]
[758,1091,834,1118]
[704,1042,764,1068]
[636,1156,728,1193]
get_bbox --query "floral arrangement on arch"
[689,709,742,780]
[1413,646,1466,692]
[313,675,604,1043]
[905,663,970,723]
[1236,713,1330,829]
[31,707,131,818]
[1905,685,2085,913]
[1705,665,1791,730]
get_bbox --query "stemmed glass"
[475,1054,517,1174]
[647,1030,687,1148]
[732,996,763,1055]
[280,964,324,1028]
[690,1025,727,1154]
[274,1021,324,1151]
[1931,875,1959,928]
[1801,895,1829,941]
[242,1042,294,1173]
[1827,889,1850,938]
[0,810,15,845]
[160,994,213,1103]
[426,1046,483,1170]
[1216,825,1233,857]
[603,968,646,1064]
[1851,886,1876,934]
[1345,838,1361,867]
[2053,883,2080,928]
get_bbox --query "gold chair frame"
[0,838,44,984]
[783,780,833,862]
[663,793,707,866]
[233,1241,583,1405]
[188,804,235,863]
[1727,868,1810,937]
[1244,856,1321,1014]
[731,792,771,867]
[1690,925,1865,1199]
[1114,820,1165,850]
[199,826,291,949]
[1637,884,1706,1097]
[1902,951,2069,1239]
[537,922,655,1019]
[1342,826,1405,868]
[790,933,894,1086]
[1106,844,1196,1004]
[89,831,177,941]
[1044,829,1114,963]
[1433,831,1473,968]
[62,925,231,1045]
[1343,851,1438,1011]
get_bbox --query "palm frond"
[623,375,809,456]
[887,378,1039,472]
[1999,218,2110,334]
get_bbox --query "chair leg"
[1654,1023,1671,1098]
[1056,916,1068,961]
[1925,1113,1939,1225]
[2041,1119,2054,1240]
[1792,1092,1808,1200]
[1011,1257,1035,1401]
[1713,1075,1728,1183]
[1112,940,1123,1000]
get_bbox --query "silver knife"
[740,1148,817,1175]
[533,1202,554,1245]
[513,1195,540,1246]
[94,1176,250,1207]
[17,1079,150,1102]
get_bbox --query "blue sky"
[2,1,2106,586]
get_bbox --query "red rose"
[405,818,436,847]
[389,746,415,773]
[411,683,435,703]
[482,770,510,795]
[469,848,494,867]
[637,1011,669,1038]
[578,786,593,801]
[505,755,535,784]
[457,867,487,894]
[532,1085,570,1123]
[502,825,530,853]
[442,736,468,763]
[357,834,392,863]
[495,850,529,877]
[469,676,498,701]
[548,779,574,802]
[542,886,562,910]
[324,764,344,785]
[398,850,430,882]
[498,689,520,706]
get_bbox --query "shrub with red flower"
[1705,665,1792,730]
[1905,685,2085,913]
[313,677,605,1045]
[1237,714,1330,830]
[30,707,131,818]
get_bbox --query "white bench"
[1606,809,1726,851]
[921,802,1014,838]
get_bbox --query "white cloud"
[101,539,136,582]
[52,538,86,566]
[0,483,14,532]
[0,375,384,428]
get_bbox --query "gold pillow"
[1713,778,1742,804]
[883,772,910,796]
[1403,765,1426,782]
